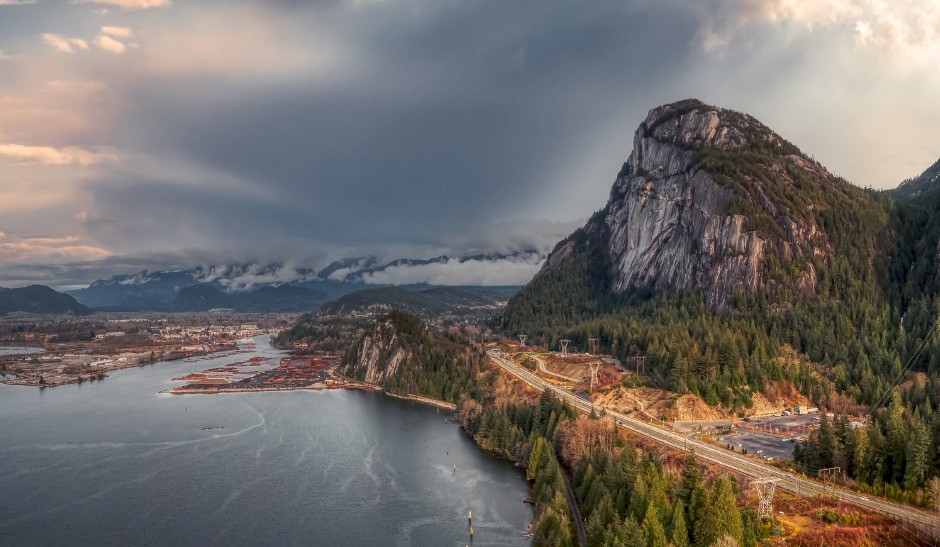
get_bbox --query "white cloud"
[100,26,133,38]
[361,255,546,286]
[0,0,39,5]
[42,33,90,53]
[94,34,126,53]
[73,0,171,9]
[0,144,118,166]
[0,49,11,61]
[44,27,136,55]
[854,20,875,45]
[678,0,940,66]
[191,263,317,292]
[0,234,111,265]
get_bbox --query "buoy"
[470,526,474,540]
[468,509,472,526]
[454,464,457,472]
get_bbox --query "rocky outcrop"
[343,318,413,385]
[538,99,838,311]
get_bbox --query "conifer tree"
[904,422,931,489]
[642,503,667,547]
[711,477,744,545]
[669,499,690,547]
[528,437,550,480]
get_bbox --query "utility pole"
[589,363,600,393]
[819,467,841,499]
[559,339,570,357]
[518,334,527,347]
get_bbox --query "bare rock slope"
[534,99,862,311]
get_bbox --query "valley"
[5,100,940,546]
[5,2,939,545]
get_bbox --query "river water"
[0,337,532,546]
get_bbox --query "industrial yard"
[0,314,284,387]
[169,354,350,394]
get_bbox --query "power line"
[869,316,940,418]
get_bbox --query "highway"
[487,349,940,544]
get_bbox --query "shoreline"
[168,382,382,395]
[382,391,457,411]
[1,344,242,388]
[330,369,457,411]
[170,377,457,412]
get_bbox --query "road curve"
[532,354,579,384]
[487,349,940,543]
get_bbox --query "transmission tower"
[559,339,570,357]
[635,356,645,375]
[589,362,601,393]
[518,334,527,347]
[587,338,599,355]
[752,477,780,520]
[819,467,842,498]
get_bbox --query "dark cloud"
[78,0,697,264]
[2,0,939,288]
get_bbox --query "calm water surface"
[0,337,532,546]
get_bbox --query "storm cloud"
[0,0,938,288]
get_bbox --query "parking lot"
[718,431,799,461]
[741,413,821,434]
[715,412,824,461]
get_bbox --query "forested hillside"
[0,285,92,316]
[499,100,940,499]
[339,311,483,403]
[317,285,512,320]
[340,311,771,545]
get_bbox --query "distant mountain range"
[67,252,539,312]
[0,285,91,316]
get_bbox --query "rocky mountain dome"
[532,99,869,312]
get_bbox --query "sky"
[1,0,939,290]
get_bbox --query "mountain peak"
[515,100,874,314]
[638,99,796,155]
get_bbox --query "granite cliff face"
[338,311,481,401]
[341,317,413,385]
[535,99,842,311]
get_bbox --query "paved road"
[487,349,940,544]
[531,354,579,383]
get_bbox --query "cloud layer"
[0,0,938,289]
